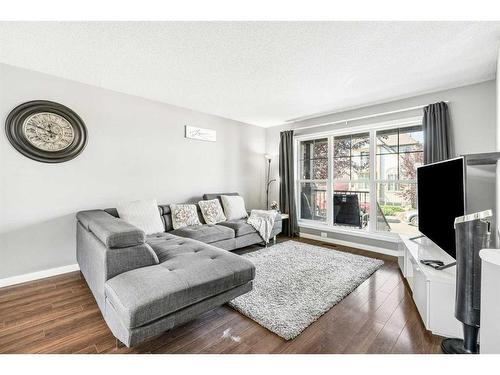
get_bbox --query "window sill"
[298,221,401,243]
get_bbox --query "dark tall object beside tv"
[441,210,492,353]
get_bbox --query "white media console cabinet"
[399,235,463,339]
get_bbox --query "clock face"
[6,100,87,163]
[22,112,75,152]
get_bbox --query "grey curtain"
[422,102,453,164]
[279,130,299,236]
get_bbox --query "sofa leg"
[116,338,125,349]
[273,236,277,245]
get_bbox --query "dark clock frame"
[5,100,88,163]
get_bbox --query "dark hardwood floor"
[0,237,443,354]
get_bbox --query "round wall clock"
[5,100,88,163]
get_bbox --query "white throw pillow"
[220,195,248,221]
[116,199,164,235]
[198,199,227,225]
[170,204,201,230]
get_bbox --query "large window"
[296,120,423,236]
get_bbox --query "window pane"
[333,135,350,157]
[376,182,418,235]
[300,138,328,180]
[300,140,314,160]
[313,138,328,158]
[399,151,423,180]
[300,158,328,179]
[333,182,370,230]
[351,133,370,156]
[300,182,327,221]
[399,126,423,152]
[333,157,350,180]
[313,158,328,179]
[300,159,312,179]
[376,153,398,180]
[351,155,370,180]
[376,128,398,154]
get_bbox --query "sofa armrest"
[77,210,145,248]
[77,222,159,309]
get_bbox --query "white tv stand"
[399,234,463,338]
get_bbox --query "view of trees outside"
[376,126,423,234]
[299,138,328,179]
[399,151,423,207]
[333,133,370,180]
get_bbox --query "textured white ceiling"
[1,22,499,127]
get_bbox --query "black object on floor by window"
[333,194,361,228]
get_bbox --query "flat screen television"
[417,157,465,259]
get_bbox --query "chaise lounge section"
[76,193,282,346]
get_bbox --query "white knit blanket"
[247,210,276,243]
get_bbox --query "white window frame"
[294,116,422,241]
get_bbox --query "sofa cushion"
[202,192,239,203]
[170,224,234,243]
[105,235,255,328]
[217,219,256,237]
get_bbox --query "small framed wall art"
[185,125,216,142]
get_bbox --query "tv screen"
[417,157,465,259]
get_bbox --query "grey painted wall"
[0,63,266,279]
[266,80,497,249]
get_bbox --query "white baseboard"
[299,232,402,258]
[0,263,80,288]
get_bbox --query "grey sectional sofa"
[76,193,282,347]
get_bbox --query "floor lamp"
[265,154,277,209]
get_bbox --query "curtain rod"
[288,101,449,132]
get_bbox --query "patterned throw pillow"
[170,204,201,230]
[198,199,226,225]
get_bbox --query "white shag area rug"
[229,240,384,340]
